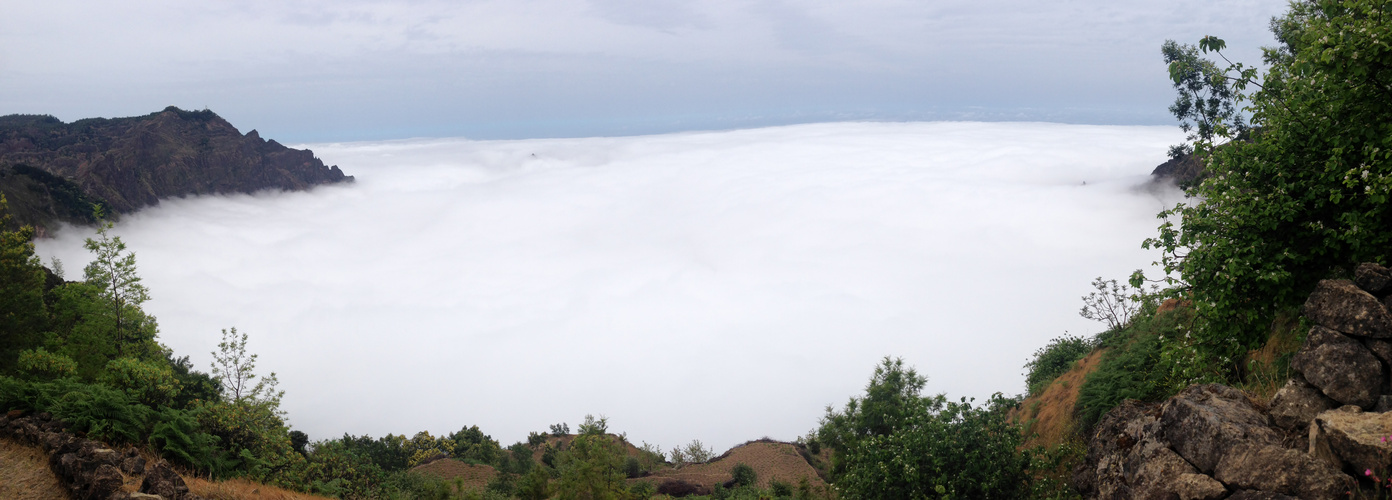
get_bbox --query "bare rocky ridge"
[0,107,352,231]
[1077,263,1392,499]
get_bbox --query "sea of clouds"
[35,121,1184,452]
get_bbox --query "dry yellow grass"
[1012,348,1107,449]
[186,476,331,500]
[642,440,824,491]
[0,438,67,500]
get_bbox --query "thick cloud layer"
[35,121,1183,451]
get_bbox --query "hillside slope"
[0,107,352,231]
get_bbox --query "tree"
[1144,0,1392,376]
[210,327,283,408]
[0,194,49,372]
[81,214,158,358]
[819,358,1030,499]
[556,415,628,500]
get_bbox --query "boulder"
[1290,326,1382,408]
[1355,263,1392,295]
[1213,442,1353,499]
[1268,375,1338,430]
[1172,473,1227,500]
[1159,384,1281,473]
[1125,442,1203,500]
[121,455,147,475]
[1309,406,1392,475]
[84,464,124,500]
[141,460,191,500]
[1077,400,1162,499]
[1303,279,1392,338]
[1225,491,1299,500]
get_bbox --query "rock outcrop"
[1,410,204,500]
[0,107,352,231]
[1079,263,1392,499]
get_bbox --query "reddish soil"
[1012,348,1107,448]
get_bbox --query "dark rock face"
[1159,384,1280,473]
[1291,326,1382,408]
[1302,279,1392,338]
[1151,152,1205,187]
[0,108,353,230]
[141,460,193,500]
[1268,375,1337,430]
[1212,443,1352,499]
[1355,263,1392,295]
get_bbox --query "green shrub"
[624,455,642,478]
[516,466,552,500]
[528,431,547,447]
[1075,305,1196,433]
[770,479,792,497]
[17,349,77,379]
[1022,334,1093,396]
[731,463,757,487]
[629,480,657,499]
[148,406,231,475]
[101,357,181,407]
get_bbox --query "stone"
[1269,375,1338,430]
[1290,326,1382,408]
[1355,263,1392,295]
[1304,279,1392,338]
[84,464,124,500]
[1225,492,1299,500]
[1172,473,1227,500]
[1078,400,1163,499]
[1214,442,1353,499]
[1159,384,1281,473]
[141,460,191,500]
[1309,406,1392,475]
[121,455,147,475]
[1125,442,1202,500]
[91,447,121,467]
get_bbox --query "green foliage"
[1074,306,1195,432]
[551,422,570,436]
[623,455,642,478]
[819,358,1031,499]
[148,406,233,474]
[670,438,715,467]
[770,479,793,497]
[516,465,553,500]
[556,432,628,500]
[1023,334,1093,396]
[0,376,154,443]
[731,463,757,487]
[528,431,547,447]
[449,425,501,464]
[82,216,159,359]
[210,327,282,408]
[1146,0,1392,379]
[577,414,608,435]
[101,357,182,407]
[629,480,657,499]
[17,348,77,379]
[0,195,48,373]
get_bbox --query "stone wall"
[1075,263,1392,499]
[1,410,201,500]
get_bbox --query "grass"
[0,438,66,500]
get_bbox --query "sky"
[2,0,1290,141]
[36,121,1184,451]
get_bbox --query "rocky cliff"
[0,107,352,231]
[1076,263,1392,499]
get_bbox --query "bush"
[1023,334,1093,396]
[516,466,552,500]
[624,456,642,478]
[629,480,657,499]
[770,479,792,497]
[550,422,569,436]
[17,349,77,379]
[1075,305,1195,432]
[730,463,757,487]
[820,358,1031,499]
[101,357,182,407]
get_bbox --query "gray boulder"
[1290,326,1382,408]
[1355,263,1392,295]
[1303,279,1392,338]
[1213,442,1354,499]
[1268,375,1338,430]
[1309,405,1392,475]
[1159,384,1281,473]
[1172,473,1227,500]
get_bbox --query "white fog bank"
[35,121,1184,452]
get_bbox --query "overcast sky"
[3,0,1288,141]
